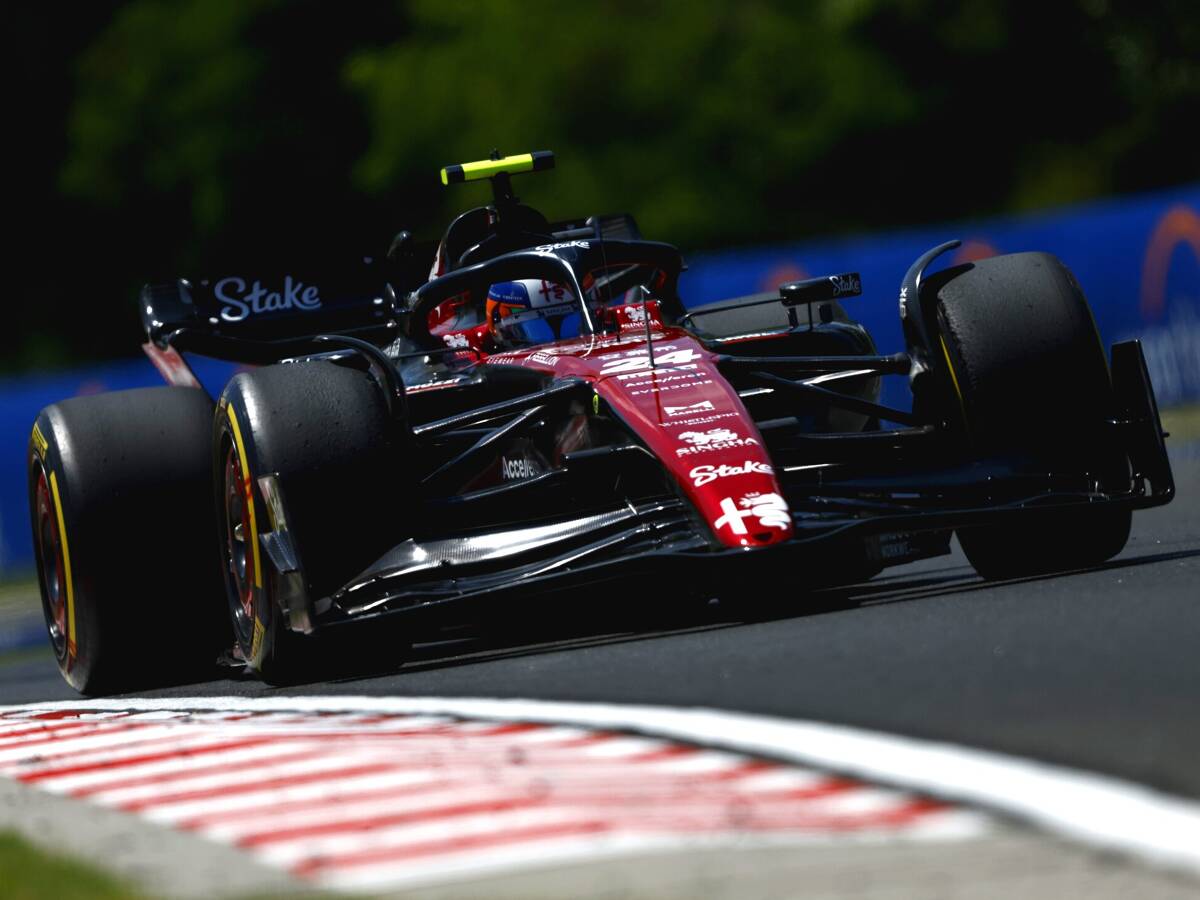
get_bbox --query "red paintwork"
[142,342,203,389]
[33,468,73,664]
[142,292,795,549]
[477,304,792,549]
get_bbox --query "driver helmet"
[486,279,576,345]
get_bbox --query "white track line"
[317,820,983,894]
[3,695,1197,875]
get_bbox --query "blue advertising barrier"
[679,185,1200,413]
[1,187,1197,574]
[0,357,241,573]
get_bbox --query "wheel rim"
[223,441,256,639]
[33,465,68,663]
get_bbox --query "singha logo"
[675,427,760,457]
[679,428,738,446]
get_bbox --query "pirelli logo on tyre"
[31,423,48,460]
[251,617,266,660]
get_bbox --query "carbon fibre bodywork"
[140,208,1174,638]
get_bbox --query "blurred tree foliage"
[10,0,1199,371]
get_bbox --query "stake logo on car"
[689,460,773,486]
[215,276,322,322]
[533,240,590,253]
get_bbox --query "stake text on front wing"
[689,460,773,486]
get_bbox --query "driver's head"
[486,279,574,345]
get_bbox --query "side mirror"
[779,273,862,306]
[387,230,415,263]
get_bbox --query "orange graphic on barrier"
[758,262,808,293]
[1140,204,1200,320]
[952,239,999,265]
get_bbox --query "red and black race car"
[29,151,1175,693]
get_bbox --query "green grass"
[0,575,43,667]
[0,832,150,900]
[0,576,39,617]
[0,575,43,664]
[0,645,47,668]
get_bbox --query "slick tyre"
[924,252,1131,580]
[215,361,400,684]
[28,387,227,694]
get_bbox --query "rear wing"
[549,213,643,242]
[141,266,396,363]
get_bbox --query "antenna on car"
[632,284,656,368]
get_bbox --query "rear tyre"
[924,252,1131,580]
[28,387,227,694]
[215,362,401,683]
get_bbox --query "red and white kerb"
[0,707,980,892]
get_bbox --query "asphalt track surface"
[4,454,1197,800]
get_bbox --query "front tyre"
[215,362,400,683]
[923,252,1131,580]
[216,405,285,678]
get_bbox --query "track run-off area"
[1,451,1197,896]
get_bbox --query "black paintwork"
[132,186,1174,637]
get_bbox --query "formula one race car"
[29,151,1175,693]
